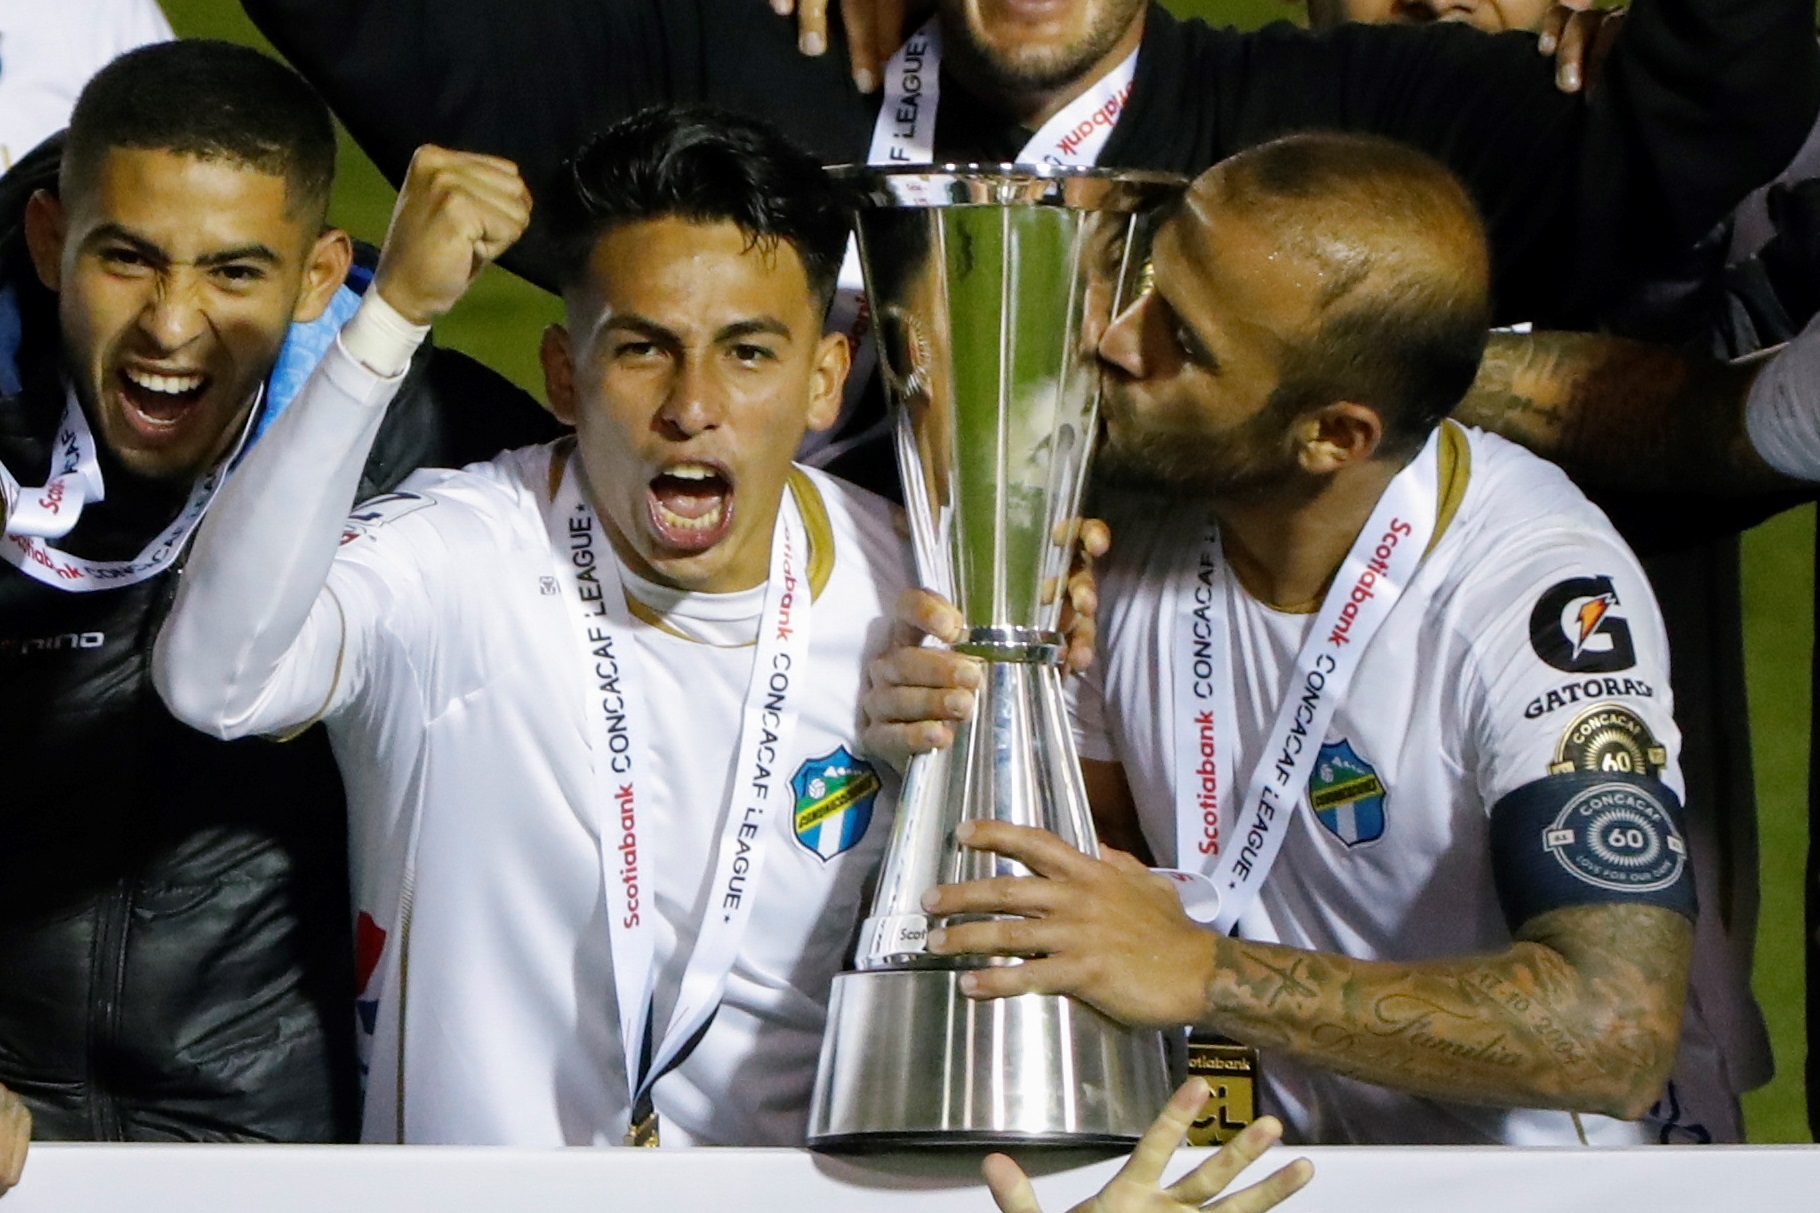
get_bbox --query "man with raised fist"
[155,108,913,1147]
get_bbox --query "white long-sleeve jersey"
[155,310,911,1146]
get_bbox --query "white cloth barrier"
[9,1142,1820,1211]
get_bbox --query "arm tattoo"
[1196,903,1690,1119]
[1453,332,1784,495]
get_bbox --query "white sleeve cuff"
[1745,314,1820,483]
[338,289,432,381]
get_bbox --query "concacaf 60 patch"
[1542,781,1686,894]
[1549,703,1667,779]
[792,746,881,861]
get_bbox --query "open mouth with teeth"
[647,462,736,554]
[114,366,212,437]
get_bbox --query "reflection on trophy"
[808,166,1186,1150]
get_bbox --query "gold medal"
[624,1109,661,1148]
[1185,1036,1260,1146]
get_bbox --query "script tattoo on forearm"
[1453,332,1779,495]
[1195,903,1690,1119]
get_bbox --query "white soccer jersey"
[0,0,172,168]
[1075,422,1732,1146]
[337,451,910,1145]
[200,429,908,1145]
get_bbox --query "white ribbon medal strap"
[1164,428,1443,933]
[1161,514,1241,924]
[0,386,260,592]
[0,388,103,539]
[814,23,1139,466]
[546,453,813,1139]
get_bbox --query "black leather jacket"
[0,138,560,1140]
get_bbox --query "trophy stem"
[851,657,1091,971]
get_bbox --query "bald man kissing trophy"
[807,164,1181,1150]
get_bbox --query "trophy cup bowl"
[807,165,1186,1151]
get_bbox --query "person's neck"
[1212,457,1406,613]
[946,10,1147,130]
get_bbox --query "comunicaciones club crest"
[792,745,881,861]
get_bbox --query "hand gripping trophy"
[809,166,1186,1149]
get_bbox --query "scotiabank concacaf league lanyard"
[545,453,813,1145]
[1162,427,1442,933]
[814,20,1140,466]
[0,385,259,592]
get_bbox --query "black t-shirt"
[245,0,1820,328]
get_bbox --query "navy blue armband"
[1489,773,1696,930]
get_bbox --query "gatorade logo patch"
[1529,575,1637,673]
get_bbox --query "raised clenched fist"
[372,145,533,325]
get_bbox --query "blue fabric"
[255,280,365,446]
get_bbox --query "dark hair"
[1217,132,1492,456]
[62,40,337,222]
[544,106,851,311]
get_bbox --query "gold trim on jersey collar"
[1427,419,1472,558]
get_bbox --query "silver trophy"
[808,166,1185,1150]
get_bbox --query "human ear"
[23,191,67,292]
[1296,401,1384,474]
[294,228,355,323]
[540,323,580,426]
[803,331,851,434]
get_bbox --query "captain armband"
[1489,772,1696,930]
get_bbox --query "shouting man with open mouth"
[155,107,917,1148]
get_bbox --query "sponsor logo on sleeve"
[1541,782,1686,893]
[792,746,882,861]
[1308,737,1386,847]
[1528,575,1637,673]
[1549,703,1668,778]
[1523,674,1656,719]
[339,491,434,546]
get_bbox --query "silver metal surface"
[952,625,1066,664]
[811,165,1185,1150]
[808,970,1175,1150]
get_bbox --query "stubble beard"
[940,0,1146,97]
[1095,402,1306,503]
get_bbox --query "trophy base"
[807,969,1173,1152]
